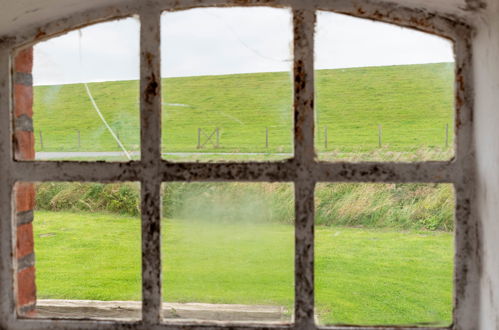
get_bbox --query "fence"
[35,124,453,152]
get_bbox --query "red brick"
[16,224,34,259]
[14,84,33,118]
[14,48,33,74]
[13,47,35,312]
[15,183,35,213]
[17,266,36,306]
[14,131,35,160]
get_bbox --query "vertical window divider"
[452,28,479,329]
[0,48,15,328]
[139,7,163,325]
[293,9,316,165]
[292,8,316,329]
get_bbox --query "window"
[29,18,140,162]
[0,2,476,330]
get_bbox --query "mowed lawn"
[33,63,454,156]
[33,211,453,326]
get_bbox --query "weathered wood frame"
[0,0,477,329]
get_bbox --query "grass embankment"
[33,63,454,157]
[34,210,452,326]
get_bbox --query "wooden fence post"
[378,124,382,147]
[38,130,43,150]
[324,126,328,150]
[445,123,449,148]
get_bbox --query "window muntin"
[0,3,475,330]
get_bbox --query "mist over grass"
[163,182,294,225]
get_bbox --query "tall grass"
[35,182,140,216]
[315,183,453,231]
[34,177,454,231]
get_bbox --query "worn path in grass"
[33,63,454,156]
[33,211,453,326]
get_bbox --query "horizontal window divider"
[13,319,294,330]
[12,317,451,330]
[160,160,298,182]
[318,327,450,330]
[11,160,457,183]
[313,161,456,183]
[11,161,142,182]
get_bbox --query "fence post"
[38,130,43,150]
[324,126,328,150]
[216,127,220,148]
[445,123,449,148]
[378,124,382,147]
[266,128,269,148]
[197,128,201,149]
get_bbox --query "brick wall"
[13,48,36,316]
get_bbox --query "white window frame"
[0,1,478,329]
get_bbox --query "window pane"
[22,18,140,161]
[16,182,141,320]
[161,8,293,162]
[161,183,294,322]
[315,12,455,161]
[315,183,454,326]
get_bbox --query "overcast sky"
[33,7,454,86]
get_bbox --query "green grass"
[315,226,453,325]
[34,210,453,325]
[33,63,454,159]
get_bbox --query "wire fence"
[35,123,454,153]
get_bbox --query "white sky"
[33,7,454,86]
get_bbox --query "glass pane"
[162,183,294,322]
[16,182,141,320]
[161,8,293,162]
[315,12,455,161]
[22,18,140,161]
[315,183,454,326]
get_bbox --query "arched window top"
[0,0,471,52]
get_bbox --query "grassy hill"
[33,62,454,156]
